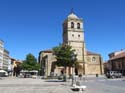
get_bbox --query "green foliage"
[20,53,40,71]
[53,44,77,67]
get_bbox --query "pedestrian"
[79,73,82,80]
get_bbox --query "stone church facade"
[39,12,103,76]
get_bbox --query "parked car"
[106,71,122,78]
[0,70,8,77]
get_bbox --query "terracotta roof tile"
[87,51,100,55]
[110,52,125,60]
[42,49,53,53]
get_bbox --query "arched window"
[92,57,96,62]
[71,22,74,28]
[77,23,80,29]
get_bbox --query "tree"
[53,44,77,76]
[20,53,40,71]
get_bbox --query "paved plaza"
[0,76,125,93]
[0,77,74,93]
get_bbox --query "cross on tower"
[70,8,75,14]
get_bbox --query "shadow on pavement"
[0,78,2,80]
[45,80,65,82]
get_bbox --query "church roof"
[40,49,53,53]
[87,51,100,56]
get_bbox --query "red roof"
[110,52,125,60]
[87,51,100,55]
[43,50,52,52]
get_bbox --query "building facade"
[3,49,10,70]
[0,39,10,70]
[39,12,103,76]
[0,40,4,69]
[39,50,56,76]
[106,50,125,75]
[85,51,103,75]
[10,58,22,76]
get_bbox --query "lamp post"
[71,54,76,86]
[72,64,75,86]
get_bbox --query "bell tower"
[62,11,86,63]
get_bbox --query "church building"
[39,11,103,76]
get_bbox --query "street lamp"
[71,54,76,86]
[72,64,75,86]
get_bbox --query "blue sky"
[0,0,125,61]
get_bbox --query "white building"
[0,40,4,69]
[3,49,10,70]
[0,40,10,70]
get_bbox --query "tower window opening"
[72,34,74,37]
[71,22,74,28]
[77,23,80,29]
[78,34,80,37]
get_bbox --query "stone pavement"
[0,77,76,93]
[1,76,125,93]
